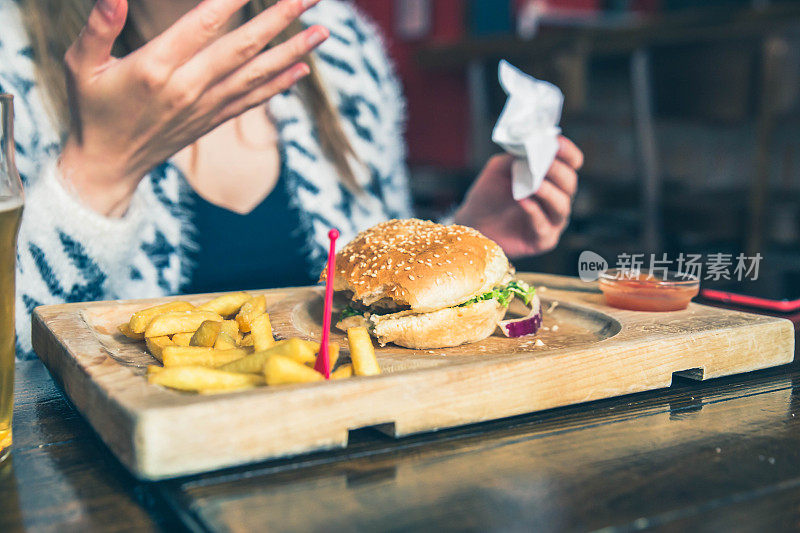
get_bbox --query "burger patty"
[336,279,536,332]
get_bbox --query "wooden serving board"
[32,273,794,480]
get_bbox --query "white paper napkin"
[492,60,563,200]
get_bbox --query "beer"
[0,199,21,462]
[0,93,23,464]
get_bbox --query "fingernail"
[301,0,320,9]
[293,64,310,81]
[98,0,119,19]
[306,27,328,47]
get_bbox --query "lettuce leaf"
[339,305,363,320]
[340,280,535,318]
[507,280,536,306]
[459,280,535,308]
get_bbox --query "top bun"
[325,219,510,312]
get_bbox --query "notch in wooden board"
[672,368,705,382]
[348,422,397,444]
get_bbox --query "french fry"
[220,338,318,374]
[220,320,240,340]
[331,363,353,379]
[347,327,381,376]
[190,320,222,347]
[171,332,193,346]
[145,310,222,338]
[272,338,318,365]
[219,350,274,374]
[305,343,340,369]
[264,355,324,386]
[118,323,144,340]
[214,332,238,351]
[240,333,254,347]
[129,301,195,334]
[145,335,175,363]
[147,365,164,375]
[162,346,250,368]
[236,295,266,333]
[148,366,263,392]
[289,338,322,359]
[328,343,340,369]
[196,291,252,316]
[250,313,275,352]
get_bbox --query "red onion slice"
[499,294,542,338]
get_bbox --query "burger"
[322,219,542,349]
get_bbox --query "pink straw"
[314,229,339,379]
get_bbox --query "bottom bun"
[338,299,506,349]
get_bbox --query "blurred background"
[353,0,800,299]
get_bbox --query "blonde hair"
[21,0,360,188]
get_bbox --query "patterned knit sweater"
[0,0,413,358]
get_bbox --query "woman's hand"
[454,136,584,258]
[59,0,328,217]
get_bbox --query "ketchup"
[599,271,699,312]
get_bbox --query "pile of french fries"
[118,292,381,394]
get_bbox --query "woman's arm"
[12,161,152,357]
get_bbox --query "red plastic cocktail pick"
[314,229,339,379]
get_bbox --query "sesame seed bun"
[324,219,511,312]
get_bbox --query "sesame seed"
[409,275,415,280]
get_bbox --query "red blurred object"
[313,229,339,379]
[395,0,433,40]
[514,0,601,11]
[512,0,659,12]
[700,288,800,314]
[354,0,470,168]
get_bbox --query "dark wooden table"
[3,349,800,531]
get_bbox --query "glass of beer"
[0,94,24,464]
